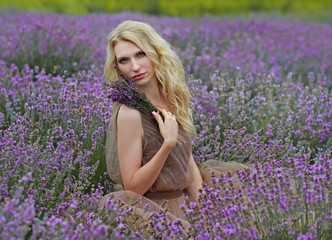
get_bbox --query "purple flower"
[107,66,162,121]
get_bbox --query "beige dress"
[102,105,250,222]
[101,105,195,221]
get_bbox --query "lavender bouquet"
[107,66,162,121]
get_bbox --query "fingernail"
[152,111,157,117]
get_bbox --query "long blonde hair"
[104,20,195,134]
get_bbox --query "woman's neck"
[139,83,169,110]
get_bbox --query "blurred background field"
[1,0,332,20]
[0,0,331,239]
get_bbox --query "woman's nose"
[131,59,140,71]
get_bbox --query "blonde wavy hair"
[104,20,195,134]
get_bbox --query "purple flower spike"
[107,66,163,121]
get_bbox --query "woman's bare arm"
[187,153,203,201]
[117,105,178,195]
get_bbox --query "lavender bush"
[0,11,331,239]
[1,12,332,80]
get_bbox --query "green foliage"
[0,0,109,15]
[1,0,332,17]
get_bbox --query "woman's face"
[114,40,157,88]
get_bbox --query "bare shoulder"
[117,105,142,128]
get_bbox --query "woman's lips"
[132,72,146,80]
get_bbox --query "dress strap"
[144,190,184,200]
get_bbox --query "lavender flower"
[0,11,331,239]
[107,66,162,120]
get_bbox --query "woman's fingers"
[156,107,175,120]
[152,111,163,125]
[153,107,178,147]
[156,107,167,118]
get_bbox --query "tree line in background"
[1,0,332,17]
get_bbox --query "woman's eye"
[118,58,127,64]
[137,51,146,57]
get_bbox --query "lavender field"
[0,12,331,239]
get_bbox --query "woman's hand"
[153,107,178,148]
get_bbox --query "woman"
[102,20,249,222]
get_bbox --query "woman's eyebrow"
[116,50,143,60]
